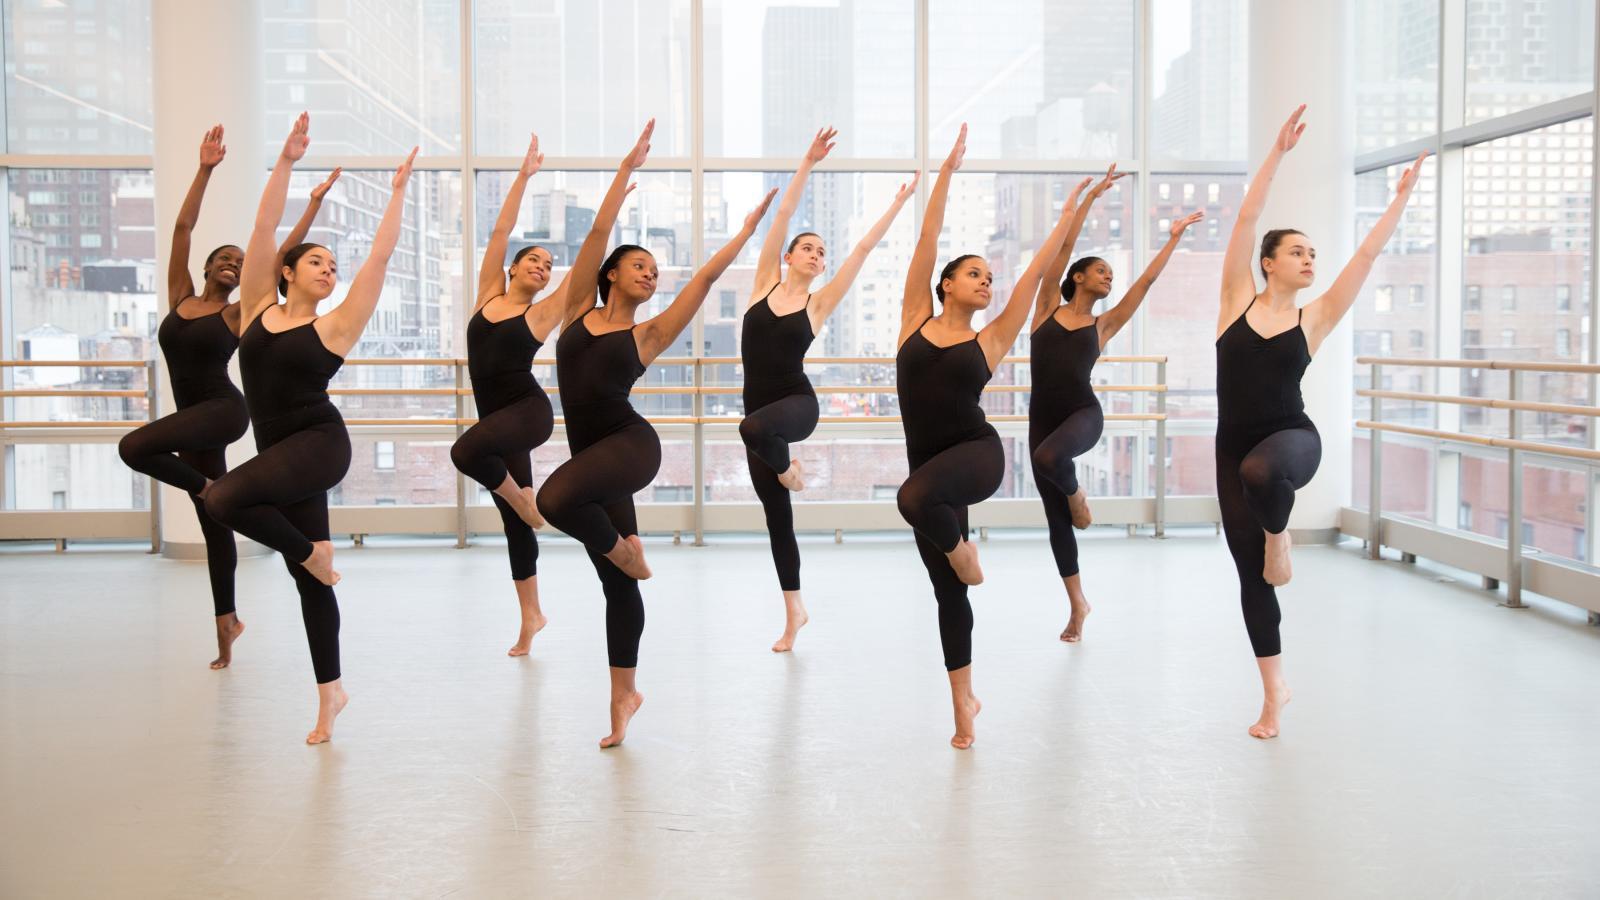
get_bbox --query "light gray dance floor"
[3,531,1598,897]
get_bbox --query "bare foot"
[604,535,652,581]
[1263,529,1293,586]
[1068,487,1093,529]
[777,459,806,492]
[509,485,545,528]
[301,541,341,587]
[306,684,349,745]
[599,691,644,748]
[1248,682,1292,739]
[210,614,245,669]
[508,613,548,657]
[1060,595,1091,643]
[771,600,809,652]
[196,477,215,502]
[951,693,982,749]
[946,539,984,586]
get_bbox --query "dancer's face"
[1262,235,1316,289]
[285,247,338,301]
[942,257,993,310]
[205,246,243,289]
[607,249,658,304]
[1074,260,1113,300]
[511,247,552,292]
[784,235,826,278]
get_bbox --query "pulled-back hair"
[1259,229,1306,279]
[786,232,822,254]
[935,254,983,306]
[510,244,544,271]
[203,244,240,274]
[278,242,329,297]
[1060,256,1106,302]
[597,244,651,305]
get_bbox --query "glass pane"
[705,0,914,158]
[5,443,144,509]
[1353,157,1439,411]
[1149,0,1247,163]
[473,0,692,157]
[1466,0,1595,124]
[1355,0,1439,153]
[929,0,1133,159]
[261,1,461,156]
[2,0,154,153]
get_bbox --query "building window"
[653,485,692,502]
[1465,284,1482,310]
[1501,285,1516,310]
[375,441,395,470]
[1378,331,1393,356]
[1458,502,1472,530]
[1409,330,1425,351]
[1556,329,1571,357]
[1500,329,1515,347]
[1374,285,1393,312]
[1555,284,1571,311]
[1464,329,1482,348]
[1407,284,1424,307]
[719,290,737,319]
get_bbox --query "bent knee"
[737,415,766,448]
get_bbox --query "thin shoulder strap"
[760,281,780,303]
[1296,304,1303,323]
[803,292,813,307]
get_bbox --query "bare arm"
[168,125,225,308]
[477,134,543,311]
[978,187,1083,369]
[1303,151,1429,354]
[278,167,340,270]
[1098,210,1202,346]
[638,189,777,364]
[808,172,916,324]
[318,148,417,357]
[562,120,653,328]
[752,127,836,302]
[238,114,309,327]
[900,125,966,347]
[1030,174,1102,333]
[1220,105,1306,326]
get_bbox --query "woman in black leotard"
[741,126,915,652]
[895,125,1084,750]
[1028,165,1201,643]
[204,113,417,744]
[449,134,568,657]
[1217,105,1426,739]
[117,124,336,670]
[536,120,776,748]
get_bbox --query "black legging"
[897,436,1005,671]
[204,420,350,683]
[536,421,660,668]
[1215,423,1321,658]
[118,399,246,616]
[450,394,553,582]
[740,392,819,591]
[1029,404,1104,578]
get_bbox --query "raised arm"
[167,125,226,308]
[808,172,916,323]
[277,167,340,268]
[318,148,417,357]
[1098,210,1203,347]
[978,186,1084,368]
[638,189,777,365]
[900,125,966,346]
[238,113,310,327]
[752,127,836,299]
[1030,174,1101,332]
[477,134,543,311]
[1220,105,1306,323]
[563,120,653,327]
[1303,150,1429,354]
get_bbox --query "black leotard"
[1027,314,1104,576]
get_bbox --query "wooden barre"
[1358,356,1600,375]
[0,420,148,428]
[0,389,147,398]
[1357,421,1600,460]
[0,360,147,368]
[1361,389,1597,418]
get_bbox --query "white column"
[150,0,265,557]
[1248,0,1354,537]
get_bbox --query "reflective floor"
[3,530,1598,897]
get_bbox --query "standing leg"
[1217,438,1291,739]
[1034,458,1091,642]
[498,451,546,657]
[593,495,645,749]
[912,501,981,749]
[748,448,807,652]
[184,445,245,669]
[279,491,348,745]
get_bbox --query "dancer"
[1029,164,1202,642]
[117,124,337,669]
[895,124,1085,749]
[741,126,916,652]
[1217,105,1426,738]
[450,133,568,657]
[205,113,417,744]
[536,120,775,748]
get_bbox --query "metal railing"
[1356,356,1600,615]
[0,354,1178,547]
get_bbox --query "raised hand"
[806,127,838,164]
[894,171,921,204]
[1395,150,1430,197]
[282,112,310,162]
[627,119,654,170]
[742,188,779,233]
[311,167,342,201]
[1170,210,1204,239]
[520,133,544,179]
[1277,104,1307,154]
[1089,163,1129,199]
[392,146,418,190]
[942,123,968,173]
[199,125,226,168]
